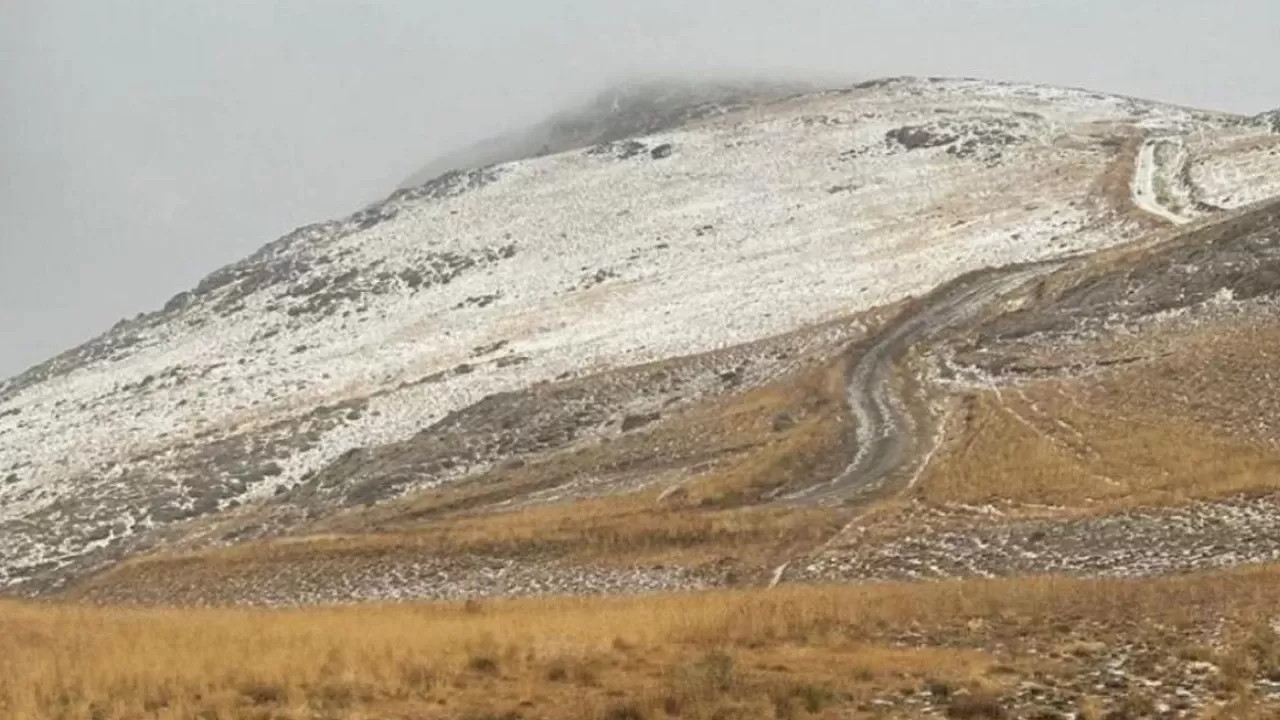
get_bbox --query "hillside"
[2,76,1280,607]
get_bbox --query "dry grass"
[14,565,1280,719]
[917,313,1280,512]
[916,383,1280,511]
[97,503,843,576]
[69,500,848,606]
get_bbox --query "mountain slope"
[2,76,1276,599]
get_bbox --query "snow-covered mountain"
[4,76,1280,596]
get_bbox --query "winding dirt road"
[789,131,1218,509]
[766,264,1055,586]
[766,128,1229,586]
[784,264,1055,505]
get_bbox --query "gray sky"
[2,0,1278,379]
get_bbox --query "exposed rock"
[163,291,194,314]
[620,412,661,433]
[1258,109,1280,133]
[650,143,674,159]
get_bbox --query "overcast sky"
[2,0,1278,378]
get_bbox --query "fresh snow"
[1188,128,1280,210]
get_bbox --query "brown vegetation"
[13,566,1280,719]
[918,309,1280,513]
[916,382,1280,512]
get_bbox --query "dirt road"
[783,264,1054,505]
[1131,135,1215,225]
[790,130,1218,508]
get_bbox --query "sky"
[2,0,1279,379]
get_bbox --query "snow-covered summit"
[397,77,815,189]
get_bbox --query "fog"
[2,0,1278,378]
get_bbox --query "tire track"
[1132,136,1203,225]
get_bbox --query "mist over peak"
[398,75,821,189]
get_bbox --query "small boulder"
[621,412,661,433]
[163,290,194,314]
[650,143,674,159]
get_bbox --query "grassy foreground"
[8,567,1280,720]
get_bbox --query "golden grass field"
[916,315,1280,514]
[10,566,1280,720]
[915,385,1280,513]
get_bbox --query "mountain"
[397,78,815,188]
[4,77,1280,605]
